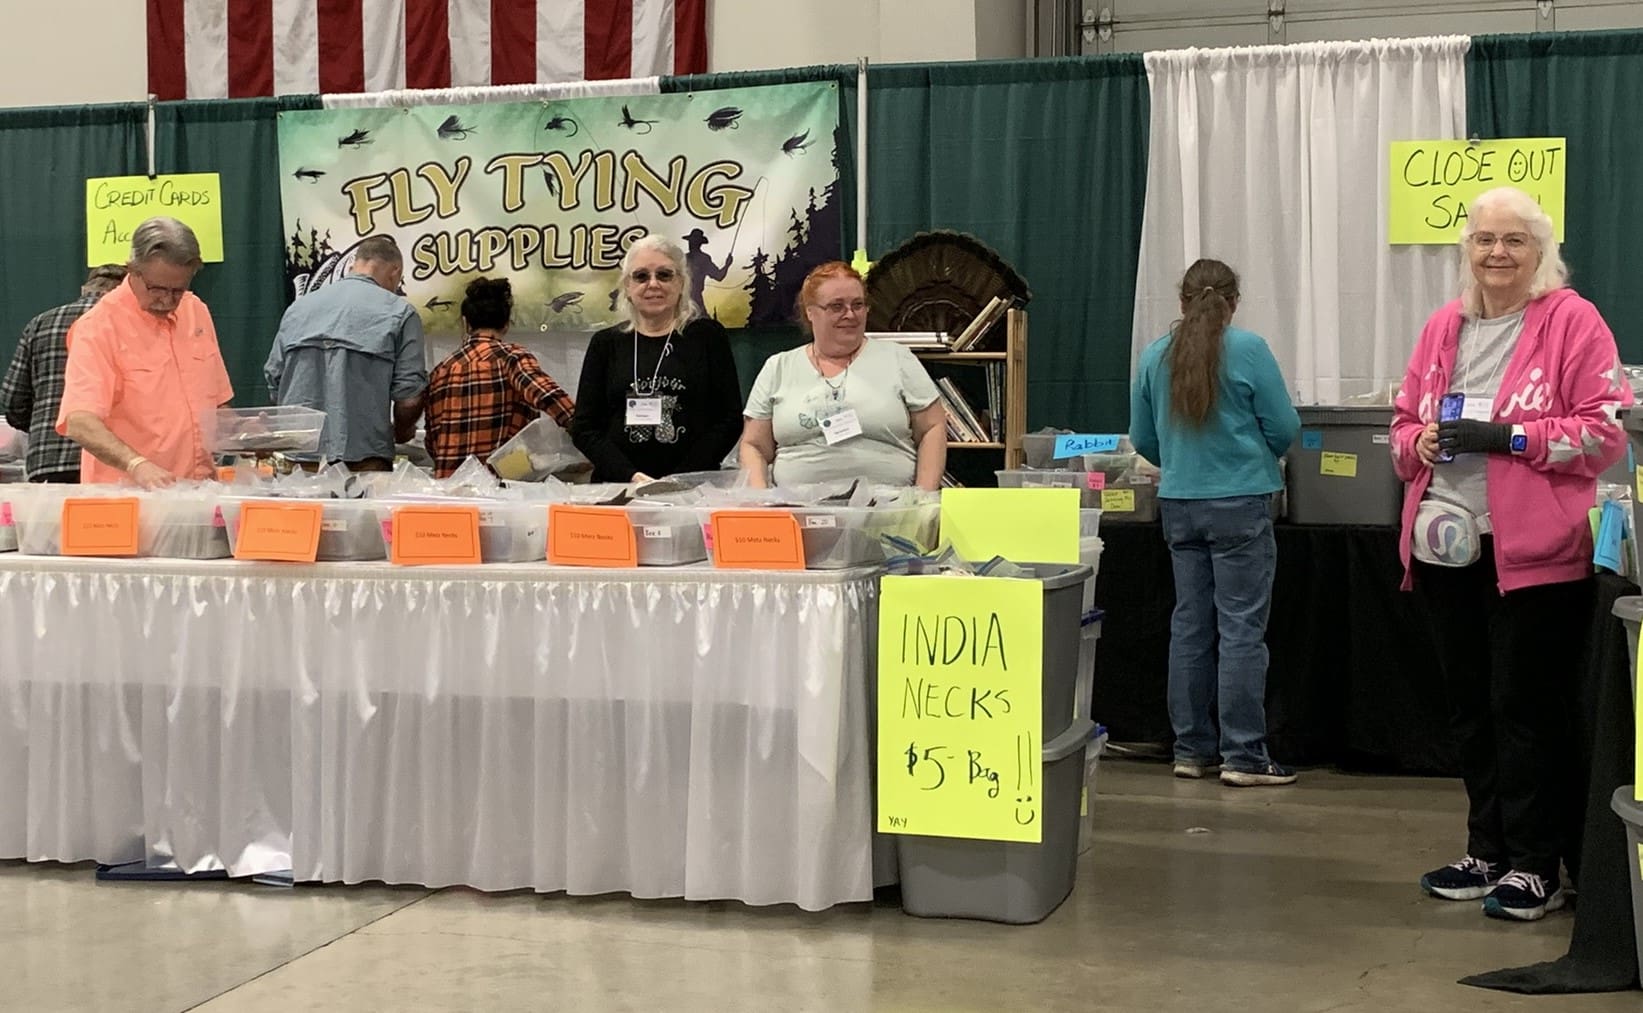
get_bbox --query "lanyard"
[633,329,675,395]
[1461,311,1524,397]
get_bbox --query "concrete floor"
[1,760,1637,1012]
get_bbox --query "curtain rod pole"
[146,94,157,179]
[856,57,869,261]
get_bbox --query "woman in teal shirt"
[1130,258,1300,788]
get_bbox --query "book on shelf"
[869,330,950,351]
[985,362,1002,443]
[950,296,1013,352]
[937,377,992,443]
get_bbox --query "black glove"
[1436,418,1513,457]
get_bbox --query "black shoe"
[1419,855,1503,901]
[1482,870,1566,921]
[1219,761,1297,787]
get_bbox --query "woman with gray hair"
[1390,186,1631,921]
[570,233,742,481]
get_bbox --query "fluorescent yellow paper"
[86,173,224,265]
[940,487,1079,564]
[1320,452,1359,478]
[1636,623,1642,801]
[877,575,1044,842]
[1388,139,1565,245]
[1100,489,1135,513]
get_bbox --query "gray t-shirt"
[744,340,940,487]
[1425,308,1524,533]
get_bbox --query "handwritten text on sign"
[85,173,225,266]
[1387,139,1565,244]
[877,575,1044,843]
[1052,433,1121,458]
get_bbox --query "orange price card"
[708,510,806,570]
[60,497,140,557]
[548,504,638,567]
[389,505,483,566]
[232,501,324,562]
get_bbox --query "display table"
[0,556,879,911]
[1091,522,1453,773]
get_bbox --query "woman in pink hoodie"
[1391,186,1631,923]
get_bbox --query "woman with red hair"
[740,261,945,490]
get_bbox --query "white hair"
[617,233,700,334]
[1457,186,1568,317]
[129,216,202,267]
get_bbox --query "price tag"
[0,502,12,527]
[708,510,806,570]
[1320,451,1359,478]
[1085,472,1106,491]
[1052,433,1121,457]
[216,466,237,483]
[877,575,1044,843]
[232,501,324,562]
[1100,489,1135,513]
[548,504,638,567]
[389,505,483,566]
[1021,473,1075,488]
[625,397,663,426]
[820,408,863,445]
[803,514,837,528]
[60,497,140,557]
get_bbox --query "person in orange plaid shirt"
[424,278,575,478]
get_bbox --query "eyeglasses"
[630,268,677,284]
[134,272,191,299]
[1468,232,1533,251]
[816,299,868,317]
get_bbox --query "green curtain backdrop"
[0,104,146,369]
[155,96,322,403]
[869,56,1150,434]
[1468,30,1643,360]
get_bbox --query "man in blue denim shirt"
[266,236,426,469]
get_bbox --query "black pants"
[1415,547,1589,881]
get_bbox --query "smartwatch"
[1509,425,1528,454]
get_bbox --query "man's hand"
[129,460,176,490]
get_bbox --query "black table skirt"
[1090,521,1453,773]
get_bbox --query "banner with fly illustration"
[276,82,842,333]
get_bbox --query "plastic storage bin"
[1623,410,1643,551]
[995,469,1105,508]
[1001,563,1094,740]
[1608,787,1643,978]
[138,493,231,559]
[221,497,387,561]
[897,718,1095,923]
[1074,610,1104,726]
[1078,726,1109,856]
[1286,406,1401,525]
[204,405,326,455]
[1098,473,1159,523]
[376,497,548,563]
[626,504,708,565]
[486,416,583,481]
[1615,596,1642,709]
[784,503,941,569]
[1022,432,1134,470]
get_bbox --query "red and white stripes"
[147,0,708,100]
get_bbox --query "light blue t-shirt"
[1129,325,1300,500]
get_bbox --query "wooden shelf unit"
[913,308,1027,470]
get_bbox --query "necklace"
[808,343,860,401]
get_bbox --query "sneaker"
[1173,760,1219,779]
[1482,871,1566,921]
[1220,762,1297,787]
[1419,856,1504,901]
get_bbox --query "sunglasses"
[630,268,677,284]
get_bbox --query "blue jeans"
[1159,495,1278,773]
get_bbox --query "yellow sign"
[877,575,1044,842]
[1388,139,1565,244]
[86,173,225,266]
[941,488,1079,564]
[1100,489,1136,513]
[1636,624,1642,800]
[1320,452,1359,478]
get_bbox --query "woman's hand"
[1415,422,1440,467]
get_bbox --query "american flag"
[146,0,708,100]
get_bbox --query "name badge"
[626,397,663,426]
[1460,394,1494,422]
[820,408,863,445]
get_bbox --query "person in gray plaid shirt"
[1,265,127,482]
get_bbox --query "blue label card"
[1594,499,1627,574]
[1301,431,1323,450]
[1052,434,1121,457]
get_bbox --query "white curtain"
[1132,37,1470,404]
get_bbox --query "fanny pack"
[1411,499,1483,568]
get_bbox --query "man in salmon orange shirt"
[57,217,234,489]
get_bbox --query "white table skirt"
[0,555,880,911]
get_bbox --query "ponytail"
[1168,260,1239,427]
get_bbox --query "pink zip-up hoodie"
[1391,287,1632,593]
